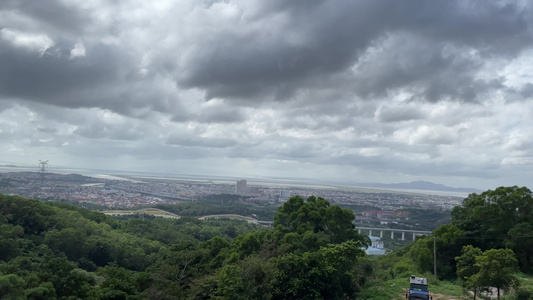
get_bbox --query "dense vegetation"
[0,194,369,299]
[3,186,533,299]
[368,186,533,299]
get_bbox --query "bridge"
[356,226,433,241]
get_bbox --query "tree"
[271,241,365,300]
[452,186,533,250]
[215,265,247,300]
[432,224,466,279]
[0,274,25,300]
[147,245,208,299]
[474,248,519,300]
[92,265,137,298]
[450,186,533,274]
[456,245,485,299]
[199,235,231,268]
[210,256,276,300]
[38,257,94,299]
[505,222,533,272]
[24,282,56,300]
[274,195,368,250]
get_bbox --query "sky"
[1,0,532,190]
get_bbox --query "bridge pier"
[401,232,405,240]
[413,233,417,241]
[369,229,372,236]
[391,231,394,239]
[380,230,383,238]
[358,229,361,234]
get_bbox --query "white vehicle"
[406,275,432,300]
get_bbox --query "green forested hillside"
[363,186,533,300]
[0,194,369,299]
[3,186,533,299]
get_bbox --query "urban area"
[0,169,466,255]
[0,170,461,215]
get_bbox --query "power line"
[428,234,533,240]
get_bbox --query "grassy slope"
[515,273,533,299]
[360,273,533,300]
[359,276,465,300]
[516,273,533,289]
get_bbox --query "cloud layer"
[1,0,533,189]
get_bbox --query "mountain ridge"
[357,180,481,193]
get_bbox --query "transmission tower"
[38,160,48,188]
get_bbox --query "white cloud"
[0,28,54,55]
[70,42,86,59]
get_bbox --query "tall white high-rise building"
[236,179,247,194]
[280,190,291,201]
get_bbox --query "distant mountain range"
[357,180,482,194]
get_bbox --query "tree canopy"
[374,186,533,287]
[457,246,519,300]
[451,186,533,272]
[0,194,369,299]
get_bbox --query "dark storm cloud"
[166,135,238,148]
[0,39,120,103]
[275,100,379,133]
[385,1,531,52]
[177,1,382,100]
[61,138,215,161]
[377,105,424,123]
[2,0,531,117]
[277,114,352,132]
[0,0,92,36]
[519,83,533,99]
[493,84,533,103]
[0,100,14,113]
[349,32,507,103]
[0,36,185,119]
[176,0,531,103]
[225,137,322,161]
[73,122,144,141]
[0,0,182,120]
[36,127,57,134]
[196,103,247,124]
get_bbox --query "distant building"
[363,236,386,255]
[101,189,119,194]
[362,210,378,218]
[248,186,261,195]
[392,210,410,220]
[236,179,247,194]
[280,190,291,202]
[376,211,393,220]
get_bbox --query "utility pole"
[433,236,437,278]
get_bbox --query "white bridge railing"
[356,226,432,240]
